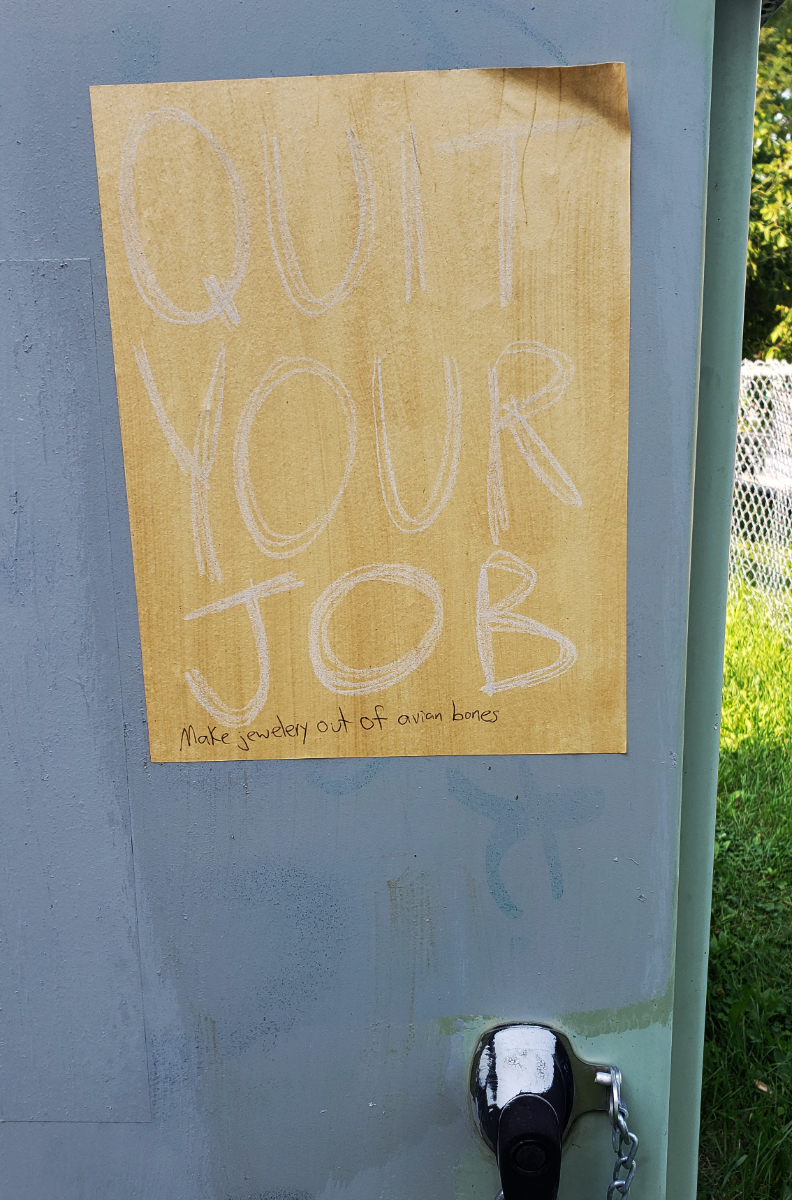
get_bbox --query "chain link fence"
[729,360,792,639]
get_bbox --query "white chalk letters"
[181,551,576,717]
[233,357,358,558]
[371,355,462,533]
[476,551,577,695]
[487,341,582,545]
[308,564,444,695]
[118,107,591,727]
[120,108,251,326]
[436,117,596,306]
[263,128,376,315]
[134,343,226,582]
[183,574,304,725]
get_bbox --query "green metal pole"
[666,0,761,1194]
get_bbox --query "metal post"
[666,0,762,1194]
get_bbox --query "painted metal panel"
[0,259,150,1122]
[0,1,718,1196]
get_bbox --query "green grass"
[699,591,792,1198]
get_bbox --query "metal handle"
[469,1026,638,1200]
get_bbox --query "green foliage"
[744,11,792,359]
[699,593,792,1197]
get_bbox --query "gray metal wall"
[1,1,716,1196]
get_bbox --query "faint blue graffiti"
[447,762,601,917]
[309,759,388,796]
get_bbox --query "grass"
[698,590,792,1198]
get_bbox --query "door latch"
[470,1024,638,1200]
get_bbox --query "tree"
[743,8,792,359]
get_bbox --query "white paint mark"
[487,340,581,545]
[119,108,251,326]
[401,125,426,303]
[436,118,596,305]
[263,128,375,316]
[479,1026,558,1108]
[134,343,226,582]
[476,550,577,695]
[233,357,357,558]
[308,563,443,695]
[371,355,461,533]
[183,574,304,726]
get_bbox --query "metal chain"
[606,1067,638,1199]
[492,1064,637,1200]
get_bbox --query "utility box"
[0,2,759,1198]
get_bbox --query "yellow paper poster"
[90,63,629,762]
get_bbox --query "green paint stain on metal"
[436,1015,499,1064]
[562,987,673,1037]
[437,990,672,1050]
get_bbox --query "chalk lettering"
[234,357,357,558]
[435,117,596,307]
[263,127,375,316]
[134,344,226,581]
[372,355,462,533]
[183,573,304,726]
[487,341,581,544]
[476,550,577,695]
[309,563,443,695]
[120,107,251,326]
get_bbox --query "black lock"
[470,1025,608,1200]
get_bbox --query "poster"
[90,64,629,761]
